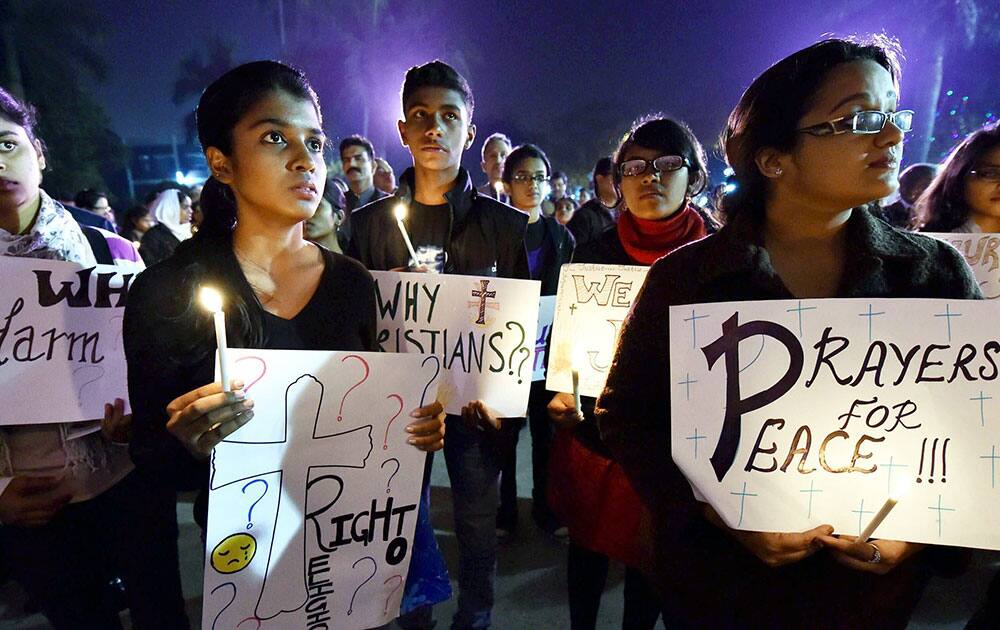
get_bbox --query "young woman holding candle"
[122,61,449,618]
[546,115,713,629]
[594,37,981,627]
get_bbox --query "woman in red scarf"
[546,116,716,629]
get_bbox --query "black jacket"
[139,223,181,267]
[348,167,530,279]
[534,215,575,295]
[595,208,981,627]
[339,186,389,250]
[567,199,617,248]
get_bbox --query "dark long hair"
[168,61,321,361]
[719,36,902,222]
[917,122,1000,232]
[612,114,708,207]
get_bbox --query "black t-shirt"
[524,219,551,281]
[407,201,450,272]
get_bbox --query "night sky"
[90,0,999,179]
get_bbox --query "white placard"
[0,256,138,424]
[547,264,648,397]
[370,271,541,417]
[670,298,1000,549]
[532,296,557,382]
[927,233,1000,299]
[203,349,437,630]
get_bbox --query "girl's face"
[505,156,550,212]
[964,144,1000,221]
[208,89,327,227]
[779,59,904,212]
[178,195,193,224]
[0,117,44,222]
[618,144,691,220]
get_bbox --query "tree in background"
[173,37,237,143]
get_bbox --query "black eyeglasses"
[619,155,689,178]
[511,173,550,184]
[797,110,914,136]
[970,167,1000,183]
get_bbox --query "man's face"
[398,86,475,172]
[481,138,510,183]
[551,176,567,200]
[341,145,374,189]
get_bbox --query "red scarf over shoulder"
[616,203,707,265]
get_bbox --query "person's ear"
[465,124,476,151]
[205,147,234,185]
[397,119,409,148]
[33,139,45,171]
[755,147,788,180]
[687,170,706,196]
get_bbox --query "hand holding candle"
[393,203,420,267]
[859,476,912,541]
[199,286,231,392]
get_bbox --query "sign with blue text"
[670,298,1000,550]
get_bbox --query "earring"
[773,168,783,177]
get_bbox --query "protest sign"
[203,349,437,630]
[547,264,648,397]
[370,271,541,417]
[670,298,1000,550]
[532,296,556,382]
[927,233,1000,299]
[0,256,140,425]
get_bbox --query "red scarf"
[616,203,707,265]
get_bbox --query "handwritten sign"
[0,256,140,425]
[547,264,648,397]
[203,349,437,630]
[670,298,1000,550]
[370,271,541,417]
[532,296,557,382]
[927,233,1000,299]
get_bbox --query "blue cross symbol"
[972,391,993,427]
[927,494,956,538]
[858,304,885,342]
[786,300,818,337]
[852,499,875,536]
[683,309,709,348]
[730,481,758,527]
[933,304,962,342]
[678,373,697,400]
[685,427,707,459]
[881,456,909,495]
[981,445,1000,489]
[799,479,823,518]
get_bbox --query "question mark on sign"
[505,321,527,379]
[381,458,400,494]
[383,394,404,450]
[234,356,268,392]
[383,574,404,614]
[73,365,105,401]
[209,582,236,630]
[348,556,377,615]
[241,479,268,530]
[338,354,371,422]
[516,347,531,384]
[419,355,441,407]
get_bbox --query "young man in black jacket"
[348,60,529,630]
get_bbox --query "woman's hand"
[818,535,924,575]
[0,476,73,527]
[406,401,446,452]
[101,397,132,444]
[460,400,501,432]
[165,380,253,460]
[704,503,832,567]
[547,392,583,428]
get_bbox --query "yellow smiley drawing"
[210,533,257,574]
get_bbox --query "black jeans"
[0,471,188,630]
[567,542,662,630]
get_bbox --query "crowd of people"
[1,31,1000,630]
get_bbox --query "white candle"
[199,286,231,392]
[859,476,911,541]
[393,203,420,266]
[572,368,581,413]
[493,181,505,202]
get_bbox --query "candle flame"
[890,475,912,501]
[571,346,587,372]
[199,286,224,313]
[493,181,504,196]
[393,203,408,222]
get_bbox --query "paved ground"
[1,431,997,629]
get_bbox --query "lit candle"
[493,180,505,202]
[393,203,420,267]
[859,476,911,541]
[571,347,583,413]
[199,286,231,392]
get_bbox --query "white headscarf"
[0,189,97,266]
[151,189,192,242]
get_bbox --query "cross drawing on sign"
[471,279,497,325]
[210,374,375,621]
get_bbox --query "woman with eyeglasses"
[494,143,575,541]
[917,122,1000,233]
[546,115,714,629]
[594,37,981,628]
